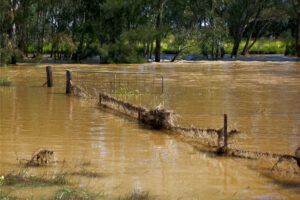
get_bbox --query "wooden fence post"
[138,110,141,121]
[224,114,228,150]
[66,70,72,94]
[46,66,53,87]
[99,94,102,105]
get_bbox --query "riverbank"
[16,54,300,65]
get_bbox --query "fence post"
[99,94,102,105]
[224,114,228,150]
[46,66,53,87]
[161,75,164,93]
[138,110,141,121]
[66,70,72,94]
[114,73,116,93]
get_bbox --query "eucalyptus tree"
[219,0,269,57]
[0,0,11,65]
[241,0,286,55]
[0,0,21,65]
[283,0,300,56]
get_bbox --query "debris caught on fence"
[71,84,300,173]
[71,85,97,100]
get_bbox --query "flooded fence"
[43,66,54,87]
[65,69,164,95]
[44,67,300,173]
[96,89,300,173]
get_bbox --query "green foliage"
[53,33,77,59]
[0,193,17,200]
[224,38,286,54]
[285,41,297,56]
[53,188,102,200]
[0,35,13,66]
[0,0,298,64]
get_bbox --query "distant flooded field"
[0,60,300,199]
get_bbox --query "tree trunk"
[296,17,300,57]
[155,11,162,62]
[241,36,251,56]
[171,51,180,62]
[9,0,18,64]
[143,43,146,59]
[241,6,262,55]
[231,38,241,58]
[146,42,150,62]
[221,47,225,58]
[155,0,167,62]
[216,47,219,59]
[150,42,153,60]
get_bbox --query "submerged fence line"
[71,84,300,167]
[61,67,300,173]
[98,90,300,171]
[66,69,164,94]
[42,66,300,172]
[98,89,234,151]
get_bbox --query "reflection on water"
[0,61,300,199]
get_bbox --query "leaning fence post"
[46,66,53,87]
[66,70,72,94]
[224,114,228,150]
[161,75,164,93]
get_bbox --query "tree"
[154,0,168,62]
[220,0,265,57]
[285,0,300,56]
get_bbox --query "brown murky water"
[0,60,300,199]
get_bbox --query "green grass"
[115,88,141,96]
[224,38,286,54]
[0,193,17,200]
[0,171,68,187]
[161,37,287,55]
[1,171,153,200]
[53,188,102,200]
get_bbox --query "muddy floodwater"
[1,60,300,199]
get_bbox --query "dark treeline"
[0,0,300,65]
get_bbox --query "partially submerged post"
[46,66,53,87]
[217,114,228,155]
[224,114,228,150]
[66,70,72,94]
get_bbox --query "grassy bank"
[161,38,287,55]
[224,39,286,54]
[28,38,288,57]
[0,168,154,200]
